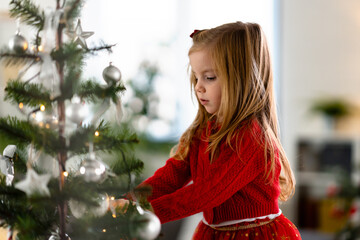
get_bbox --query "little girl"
[122,21,301,239]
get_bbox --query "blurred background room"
[1,0,360,239]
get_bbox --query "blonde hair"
[172,21,295,201]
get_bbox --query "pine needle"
[9,0,44,30]
[4,80,52,108]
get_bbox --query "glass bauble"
[8,33,28,53]
[69,193,109,219]
[79,157,106,182]
[66,101,89,125]
[102,62,122,85]
[130,209,161,240]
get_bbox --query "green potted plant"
[311,98,351,132]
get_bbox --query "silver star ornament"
[67,19,94,49]
[15,169,51,197]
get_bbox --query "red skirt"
[192,214,301,240]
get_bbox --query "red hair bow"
[190,29,200,38]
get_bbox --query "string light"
[112,213,116,218]
[110,196,115,201]
[94,131,99,137]
[18,102,23,109]
[102,229,106,233]
[40,105,45,111]
[63,171,69,177]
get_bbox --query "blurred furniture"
[296,136,360,234]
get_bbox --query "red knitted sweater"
[142,120,281,224]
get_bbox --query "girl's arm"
[138,157,192,202]
[149,129,273,224]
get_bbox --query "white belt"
[202,209,282,228]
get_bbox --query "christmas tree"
[0,0,161,239]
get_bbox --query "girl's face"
[189,49,222,115]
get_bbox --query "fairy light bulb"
[95,131,99,137]
[18,102,24,109]
[40,105,45,111]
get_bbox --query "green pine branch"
[51,42,114,65]
[4,79,52,108]
[110,153,144,176]
[0,117,37,148]
[0,51,40,67]
[78,80,126,104]
[66,124,98,155]
[64,0,83,27]
[67,122,139,155]
[9,0,44,30]
[86,43,115,55]
[0,180,57,239]
[0,186,28,227]
[0,117,58,154]
[51,42,84,65]
[94,124,139,152]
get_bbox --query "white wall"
[279,0,360,221]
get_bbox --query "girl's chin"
[204,108,217,115]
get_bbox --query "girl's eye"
[206,76,216,80]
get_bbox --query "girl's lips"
[199,99,209,105]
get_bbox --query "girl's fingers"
[109,199,130,214]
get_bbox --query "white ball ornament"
[69,194,109,219]
[130,209,161,240]
[66,98,89,125]
[9,33,28,53]
[79,157,106,183]
[102,62,122,85]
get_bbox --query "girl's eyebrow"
[192,69,215,75]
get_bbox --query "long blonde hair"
[172,21,295,201]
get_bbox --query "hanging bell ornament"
[130,208,161,240]
[102,62,122,85]
[8,32,28,53]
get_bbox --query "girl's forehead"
[189,50,214,70]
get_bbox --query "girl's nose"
[195,80,205,93]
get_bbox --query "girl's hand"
[109,198,130,215]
